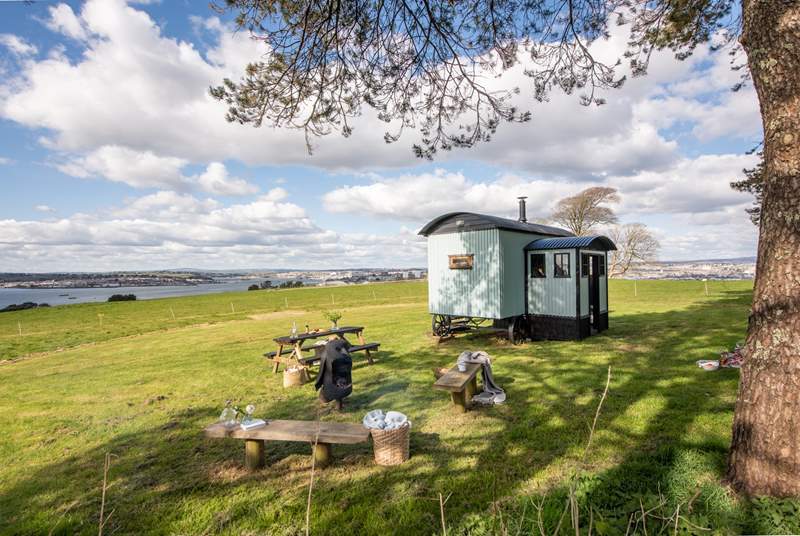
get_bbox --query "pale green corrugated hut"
[419,202,616,341]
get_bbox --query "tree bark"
[728,0,800,496]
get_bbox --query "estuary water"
[0,279,317,309]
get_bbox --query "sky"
[0,0,762,271]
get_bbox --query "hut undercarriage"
[431,314,527,344]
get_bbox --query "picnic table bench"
[433,362,482,413]
[264,326,380,373]
[204,420,370,470]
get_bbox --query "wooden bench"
[345,342,380,364]
[204,420,370,470]
[264,342,381,365]
[264,345,319,358]
[433,362,482,413]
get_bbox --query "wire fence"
[0,283,428,360]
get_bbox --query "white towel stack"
[362,409,411,430]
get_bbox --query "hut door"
[589,255,601,331]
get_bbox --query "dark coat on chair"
[314,339,353,402]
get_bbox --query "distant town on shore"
[0,257,755,290]
[0,268,427,289]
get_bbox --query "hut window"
[530,254,546,278]
[599,255,606,275]
[554,253,570,278]
[448,254,474,270]
[581,254,590,278]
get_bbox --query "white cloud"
[0,34,37,57]
[43,4,89,41]
[0,0,411,171]
[611,153,757,215]
[0,191,314,248]
[324,152,757,223]
[690,90,762,142]
[110,190,220,220]
[194,162,259,196]
[323,169,578,222]
[634,88,761,143]
[34,205,55,213]
[654,216,757,260]
[322,152,760,259]
[0,190,426,271]
[0,1,763,267]
[58,145,189,190]
[0,0,760,178]
[0,157,11,165]
[57,145,258,195]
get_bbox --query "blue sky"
[0,0,762,271]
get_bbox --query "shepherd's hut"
[418,198,617,342]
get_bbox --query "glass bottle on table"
[241,404,255,426]
[219,400,238,428]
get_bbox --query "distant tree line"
[248,280,305,291]
[1,302,50,313]
[107,294,137,302]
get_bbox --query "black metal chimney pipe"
[517,196,527,222]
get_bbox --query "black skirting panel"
[527,314,609,340]
[599,312,609,331]
[528,314,582,341]
[578,316,591,339]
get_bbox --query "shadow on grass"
[3,289,797,534]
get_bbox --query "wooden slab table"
[205,420,370,470]
[433,363,482,412]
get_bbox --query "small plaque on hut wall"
[449,254,474,270]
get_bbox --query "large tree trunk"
[727,0,800,496]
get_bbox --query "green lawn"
[1,280,798,535]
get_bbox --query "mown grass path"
[1,280,798,535]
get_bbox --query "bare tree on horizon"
[550,186,620,236]
[608,223,660,277]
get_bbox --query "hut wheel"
[508,316,525,345]
[431,315,451,337]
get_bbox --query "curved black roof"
[418,212,574,237]
[525,235,617,251]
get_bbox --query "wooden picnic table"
[265,326,380,373]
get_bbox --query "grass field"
[1,279,799,535]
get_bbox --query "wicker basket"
[283,366,309,388]
[370,424,410,466]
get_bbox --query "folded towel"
[384,411,409,430]
[458,350,506,405]
[363,409,386,429]
[240,419,266,431]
